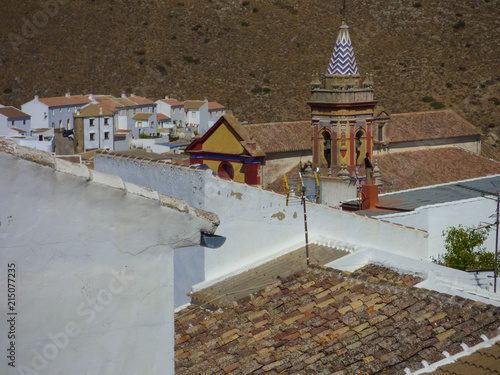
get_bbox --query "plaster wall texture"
[374,197,498,260]
[317,177,357,207]
[95,154,428,300]
[17,138,54,153]
[0,145,219,375]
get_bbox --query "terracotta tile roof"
[97,98,124,113]
[38,95,91,107]
[0,106,31,119]
[375,147,500,192]
[243,121,311,153]
[114,98,139,107]
[388,111,480,143]
[429,341,500,374]
[157,113,171,121]
[208,102,226,110]
[132,113,154,120]
[160,98,184,107]
[127,96,155,105]
[175,264,500,374]
[184,100,205,110]
[74,104,114,117]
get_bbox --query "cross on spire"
[340,0,347,17]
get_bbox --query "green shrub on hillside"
[430,102,445,110]
[453,20,466,30]
[422,96,434,103]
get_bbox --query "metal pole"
[302,189,310,266]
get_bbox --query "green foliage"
[412,3,422,8]
[242,1,250,6]
[241,21,250,27]
[430,102,445,109]
[422,96,434,103]
[252,8,258,13]
[488,123,496,128]
[139,132,149,139]
[169,134,180,141]
[453,20,466,30]
[251,85,263,94]
[156,64,167,75]
[133,50,146,56]
[434,225,493,271]
[446,83,453,88]
[183,56,200,64]
[263,87,271,94]
[488,97,499,106]
[3,88,12,94]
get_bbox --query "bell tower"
[308,20,377,176]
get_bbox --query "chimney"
[34,95,39,101]
[164,95,169,99]
[99,107,103,115]
[121,93,127,98]
[65,92,71,98]
[89,94,95,103]
[361,183,379,211]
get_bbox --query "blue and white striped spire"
[327,21,359,75]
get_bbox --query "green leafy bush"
[430,102,445,109]
[453,20,466,30]
[422,96,434,103]
[433,225,493,271]
[488,97,500,106]
[183,56,200,64]
[412,3,422,8]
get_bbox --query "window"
[23,120,26,125]
[150,121,154,127]
[52,109,55,115]
[89,119,95,126]
[133,108,137,114]
[59,108,62,113]
[127,109,129,116]
[136,121,143,128]
[104,131,109,140]
[378,126,383,141]
[89,132,95,141]
[67,119,70,128]
[104,118,109,125]
[59,120,62,127]
[68,107,70,112]
[173,109,176,115]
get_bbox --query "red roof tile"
[244,121,311,153]
[388,110,480,143]
[375,147,500,192]
[157,113,171,121]
[160,98,184,107]
[127,96,155,105]
[38,95,91,107]
[208,102,226,110]
[0,106,30,119]
[175,265,500,374]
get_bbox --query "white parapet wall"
[95,152,429,293]
[0,141,219,375]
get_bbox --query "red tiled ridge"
[175,265,500,375]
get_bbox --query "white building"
[0,139,220,375]
[73,104,115,152]
[21,93,91,130]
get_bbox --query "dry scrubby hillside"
[0,0,499,135]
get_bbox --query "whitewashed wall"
[0,147,218,375]
[375,197,498,260]
[95,154,428,300]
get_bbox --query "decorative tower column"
[308,20,378,177]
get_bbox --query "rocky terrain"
[1,0,498,135]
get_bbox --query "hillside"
[1,0,499,135]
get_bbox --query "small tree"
[434,225,494,271]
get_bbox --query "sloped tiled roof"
[388,111,480,143]
[97,98,124,113]
[114,97,139,107]
[157,113,171,121]
[175,264,500,374]
[0,106,30,119]
[160,98,184,107]
[132,113,154,120]
[127,96,155,105]
[74,104,114,117]
[327,21,359,75]
[184,100,205,110]
[375,147,500,192]
[208,102,226,111]
[243,121,311,153]
[429,341,500,374]
[38,95,91,107]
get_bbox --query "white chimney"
[164,96,169,99]
[99,107,103,115]
[34,95,39,101]
[65,92,71,98]
[121,93,127,98]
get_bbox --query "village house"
[73,103,115,152]
[156,97,226,138]
[0,139,221,375]
[21,93,92,130]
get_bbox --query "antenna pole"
[302,188,310,266]
[340,0,347,17]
